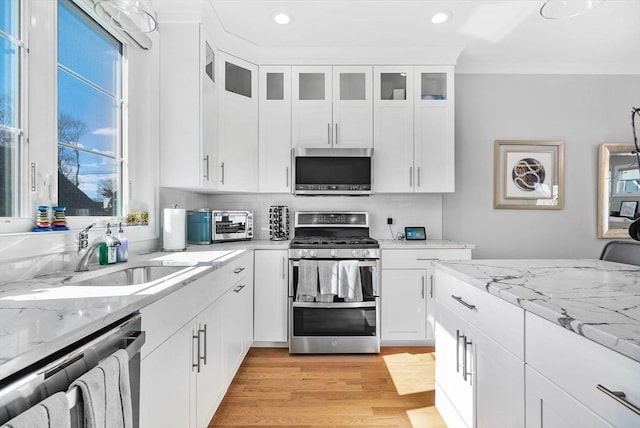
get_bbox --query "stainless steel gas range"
[288,211,380,354]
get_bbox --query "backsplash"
[159,192,444,241]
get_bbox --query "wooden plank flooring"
[209,347,446,427]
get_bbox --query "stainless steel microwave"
[211,210,253,242]
[293,148,373,195]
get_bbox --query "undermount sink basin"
[64,262,197,287]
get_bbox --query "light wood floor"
[209,347,446,427]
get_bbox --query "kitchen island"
[433,259,640,428]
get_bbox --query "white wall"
[444,74,640,259]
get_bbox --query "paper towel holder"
[162,206,187,252]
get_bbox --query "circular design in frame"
[512,158,546,192]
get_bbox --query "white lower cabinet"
[525,366,612,428]
[381,269,427,341]
[381,248,471,344]
[140,320,195,428]
[434,270,524,428]
[525,312,640,428]
[195,299,225,428]
[139,252,254,428]
[470,324,524,428]
[253,250,288,343]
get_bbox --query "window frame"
[56,0,127,222]
[0,0,27,219]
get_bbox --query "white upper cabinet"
[218,52,259,192]
[159,23,218,190]
[373,66,414,193]
[292,66,373,148]
[332,66,373,148]
[259,66,292,193]
[414,66,455,193]
[374,66,455,193]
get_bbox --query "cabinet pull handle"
[282,256,286,280]
[192,330,201,373]
[234,266,245,274]
[199,324,207,365]
[416,257,438,261]
[456,329,464,373]
[597,384,640,415]
[286,166,289,188]
[463,336,472,382]
[220,162,225,185]
[327,123,331,145]
[203,155,210,180]
[234,284,246,293]
[417,166,421,187]
[409,166,413,187]
[335,123,339,145]
[421,276,425,299]
[429,275,434,298]
[30,163,36,192]
[451,295,477,311]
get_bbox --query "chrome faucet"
[75,223,121,272]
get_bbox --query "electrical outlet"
[387,217,393,225]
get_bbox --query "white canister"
[162,208,186,251]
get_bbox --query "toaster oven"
[211,210,253,242]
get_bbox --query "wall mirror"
[598,143,639,238]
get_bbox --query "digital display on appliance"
[295,157,371,185]
[405,227,426,240]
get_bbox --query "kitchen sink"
[63,262,197,287]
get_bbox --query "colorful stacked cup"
[52,206,69,230]
[33,205,51,231]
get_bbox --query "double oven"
[288,212,380,354]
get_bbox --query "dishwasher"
[0,313,145,427]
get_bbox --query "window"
[57,0,123,216]
[0,0,22,217]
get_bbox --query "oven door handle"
[290,260,379,268]
[292,301,377,309]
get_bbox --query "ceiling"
[207,0,640,73]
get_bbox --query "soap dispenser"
[99,224,118,265]
[116,222,128,262]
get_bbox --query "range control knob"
[309,250,318,258]
[330,249,338,258]
[351,249,359,257]
[363,249,370,258]
[301,249,308,258]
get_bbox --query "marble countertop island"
[434,259,640,363]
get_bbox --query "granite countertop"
[378,239,475,249]
[0,246,257,381]
[434,259,640,363]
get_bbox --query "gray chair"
[599,240,640,266]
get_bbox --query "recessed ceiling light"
[431,11,451,24]
[274,13,291,25]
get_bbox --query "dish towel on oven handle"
[317,260,338,302]
[69,349,133,428]
[338,260,363,302]
[296,259,318,302]
[0,392,70,428]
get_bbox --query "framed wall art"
[494,140,564,209]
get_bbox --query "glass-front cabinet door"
[201,28,218,188]
[259,65,292,193]
[292,66,333,148]
[373,66,415,192]
[332,66,373,148]
[414,66,455,193]
[292,66,373,148]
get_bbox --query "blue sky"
[57,0,121,201]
